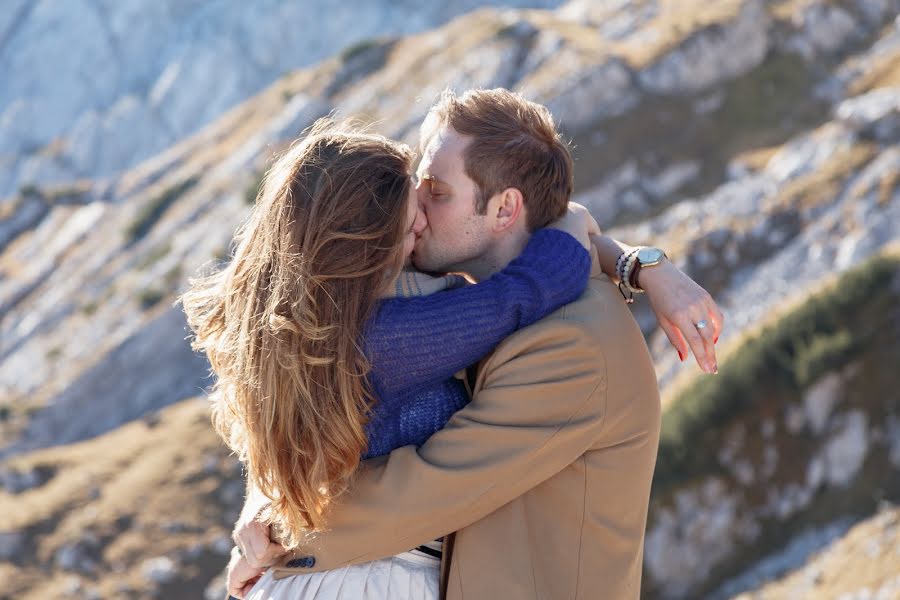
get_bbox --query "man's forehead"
[418,126,468,178]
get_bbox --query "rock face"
[718,507,900,600]
[1,0,899,598]
[1,306,211,457]
[141,556,177,585]
[642,255,900,600]
[0,0,564,198]
[638,0,770,94]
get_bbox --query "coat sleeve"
[274,318,607,573]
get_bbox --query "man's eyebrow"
[422,174,446,186]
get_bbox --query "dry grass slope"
[1,398,241,599]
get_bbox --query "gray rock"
[572,160,641,223]
[1,307,210,457]
[0,193,48,254]
[219,479,245,506]
[0,530,25,561]
[836,87,900,142]
[0,0,567,197]
[803,373,844,436]
[806,455,826,490]
[645,478,757,598]
[708,519,855,600]
[837,87,900,124]
[55,540,97,574]
[543,57,639,129]
[785,4,861,60]
[786,402,807,434]
[824,410,869,487]
[638,0,769,94]
[764,123,857,183]
[142,555,177,585]
[204,572,228,600]
[643,160,701,199]
[885,416,900,468]
[211,534,233,556]
[0,467,40,493]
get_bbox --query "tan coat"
[270,264,661,599]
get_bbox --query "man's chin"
[411,249,441,274]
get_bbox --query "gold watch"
[631,247,668,290]
[636,247,667,267]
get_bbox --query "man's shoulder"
[481,273,648,366]
[520,273,635,335]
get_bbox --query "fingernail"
[714,335,719,344]
[677,350,685,362]
[712,363,718,374]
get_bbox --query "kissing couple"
[182,87,723,600]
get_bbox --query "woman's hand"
[638,261,724,374]
[232,510,287,571]
[226,546,266,599]
[547,202,599,250]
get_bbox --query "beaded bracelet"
[621,249,650,305]
[617,248,641,303]
[616,248,639,282]
[621,251,643,295]
[615,251,630,282]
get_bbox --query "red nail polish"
[714,335,719,344]
[678,350,685,362]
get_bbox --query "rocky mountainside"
[0,0,562,199]
[1,0,899,598]
[645,249,900,599]
[732,505,900,599]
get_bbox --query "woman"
[182,120,720,599]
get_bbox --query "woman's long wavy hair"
[180,119,413,549]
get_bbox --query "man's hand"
[638,260,724,374]
[232,512,287,570]
[226,546,266,599]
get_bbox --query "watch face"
[638,247,664,264]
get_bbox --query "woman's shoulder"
[388,270,470,299]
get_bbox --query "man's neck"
[463,229,530,282]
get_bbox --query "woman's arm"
[367,228,591,397]
[591,234,635,284]
[590,230,724,374]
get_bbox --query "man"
[229,88,722,598]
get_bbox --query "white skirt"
[245,550,440,600]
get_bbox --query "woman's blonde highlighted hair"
[181,119,413,549]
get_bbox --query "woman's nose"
[413,204,428,235]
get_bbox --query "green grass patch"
[339,38,383,63]
[18,184,43,200]
[126,177,198,245]
[568,51,830,213]
[135,242,173,270]
[712,52,826,148]
[244,170,265,205]
[164,264,183,288]
[136,287,167,310]
[654,254,900,495]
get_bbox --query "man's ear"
[490,187,524,233]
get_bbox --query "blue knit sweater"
[361,228,591,458]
